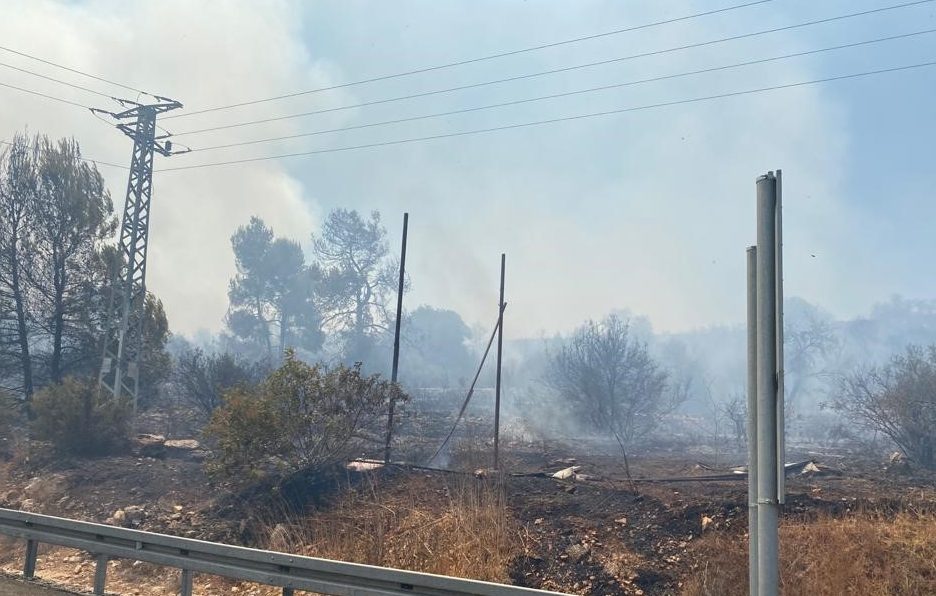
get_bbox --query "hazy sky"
[1,0,934,339]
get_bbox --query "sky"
[1,0,935,340]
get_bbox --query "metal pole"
[23,538,38,579]
[746,245,759,596]
[96,98,183,413]
[385,213,408,464]
[775,170,785,502]
[756,172,780,596]
[93,553,108,595]
[494,253,505,469]
[180,568,194,596]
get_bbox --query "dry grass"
[683,511,936,596]
[260,473,518,583]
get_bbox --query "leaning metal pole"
[746,245,759,596]
[96,98,182,413]
[755,171,782,596]
[385,212,408,464]
[494,253,506,470]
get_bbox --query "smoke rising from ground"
[9,2,936,338]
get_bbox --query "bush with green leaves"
[31,377,131,455]
[205,351,406,481]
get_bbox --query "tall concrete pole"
[746,245,759,596]
[756,172,781,596]
[494,253,505,470]
[384,212,408,464]
[774,171,785,501]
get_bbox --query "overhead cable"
[163,0,776,120]
[0,44,154,98]
[184,29,936,153]
[173,0,936,136]
[160,60,936,172]
[0,61,116,99]
[0,80,91,109]
[0,78,183,140]
[0,139,128,170]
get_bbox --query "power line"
[163,0,775,120]
[0,140,128,170]
[160,60,936,172]
[0,61,116,100]
[173,0,935,137]
[0,44,153,98]
[0,80,91,109]
[0,77,185,143]
[185,29,936,153]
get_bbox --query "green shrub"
[205,351,406,482]
[31,377,131,455]
[203,386,280,480]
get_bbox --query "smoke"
[4,0,934,346]
[493,296,936,446]
[0,0,349,334]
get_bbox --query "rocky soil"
[2,436,935,595]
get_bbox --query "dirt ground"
[0,575,78,596]
[1,437,935,596]
[497,445,936,596]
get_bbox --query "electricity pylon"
[94,97,184,412]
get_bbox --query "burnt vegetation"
[5,133,936,594]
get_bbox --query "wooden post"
[494,253,505,469]
[385,212,408,464]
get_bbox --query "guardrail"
[0,508,565,596]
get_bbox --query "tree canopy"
[226,216,323,360]
[0,132,170,410]
[312,209,400,366]
[546,315,680,447]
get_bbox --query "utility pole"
[493,253,505,470]
[746,245,758,596]
[95,98,184,413]
[754,170,784,596]
[385,212,408,464]
[775,171,785,501]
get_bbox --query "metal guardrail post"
[93,553,108,595]
[23,538,38,579]
[180,568,194,596]
[0,507,568,596]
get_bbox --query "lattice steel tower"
[96,98,183,410]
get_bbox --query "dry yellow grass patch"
[261,474,518,583]
[683,511,936,596]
